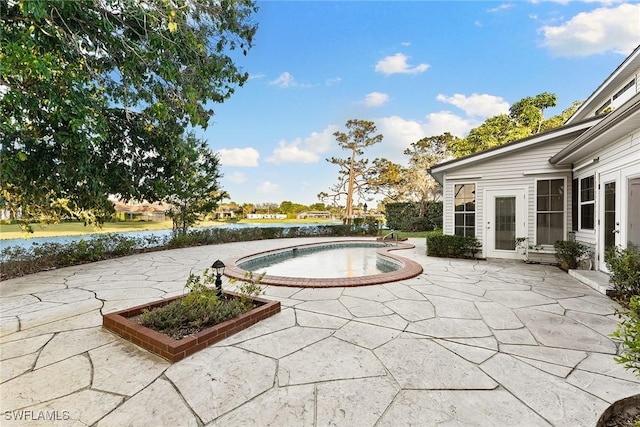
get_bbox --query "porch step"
[568,269,613,295]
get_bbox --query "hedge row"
[0,224,377,280]
[426,233,481,259]
[385,202,442,232]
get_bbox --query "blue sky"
[200,1,640,208]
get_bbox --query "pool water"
[239,244,400,278]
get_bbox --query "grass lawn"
[0,218,341,240]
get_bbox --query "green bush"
[140,268,260,339]
[612,296,640,377]
[384,201,442,232]
[426,233,481,259]
[553,240,590,270]
[605,245,640,303]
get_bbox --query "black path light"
[212,259,225,296]
[363,203,368,216]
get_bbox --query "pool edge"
[222,239,423,288]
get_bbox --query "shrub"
[611,296,640,377]
[426,233,481,259]
[140,268,263,339]
[384,201,443,232]
[553,240,590,270]
[605,245,640,303]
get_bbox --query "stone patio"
[1,237,638,426]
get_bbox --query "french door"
[599,171,620,273]
[485,189,526,259]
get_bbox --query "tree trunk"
[345,150,356,224]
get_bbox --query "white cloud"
[378,113,477,147]
[266,125,339,164]
[362,92,390,107]
[268,72,297,88]
[436,93,510,117]
[488,3,514,13]
[268,142,319,164]
[540,3,640,56]
[226,172,247,184]
[217,147,260,167]
[325,77,342,86]
[257,181,279,194]
[375,53,430,75]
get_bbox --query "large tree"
[0,0,257,229]
[163,133,226,236]
[318,119,383,223]
[402,133,454,210]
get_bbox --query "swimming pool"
[224,239,423,288]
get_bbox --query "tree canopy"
[0,0,257,228]
[402,133,453,206]
[448,93,580,158]
[163,133,226,236]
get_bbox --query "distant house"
[246,213,287,220]
[296,210,332,219]
[112,200,168,222]
[215,207,236,219]
[430,45,640,273]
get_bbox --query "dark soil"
[601,405,640,427]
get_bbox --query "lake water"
[0,222,341,251]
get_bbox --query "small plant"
[553,240,590,270]
[140,268,264,339]
[611,296,640,378]
[232,271,266,306]
[605,245,640,302]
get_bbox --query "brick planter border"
[102,291,280,362]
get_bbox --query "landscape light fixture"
[212,259,225,296]
[363,203,368,216]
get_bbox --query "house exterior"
[430,45,640,272]
[112,200,168,222]
[296,210,333,219]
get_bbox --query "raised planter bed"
[102,291,280,362]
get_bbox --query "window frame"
[453,183,476,237]
[534,177,566,245]
[579,175,595,231]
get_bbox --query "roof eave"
[550,91,640,165]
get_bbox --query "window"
[454,184,475,237]
[613,78,636,100]
[536,179,564,244]
[580,176,595,230]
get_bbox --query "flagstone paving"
[1,237,639,426]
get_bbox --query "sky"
[198,0,640,208]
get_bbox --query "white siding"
[442,137,575,257]
[572,129,640,269]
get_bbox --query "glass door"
[486,189,526,259]
[495,197,517,250]
[599,171,620,272]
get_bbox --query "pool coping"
[223,239,423,288]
